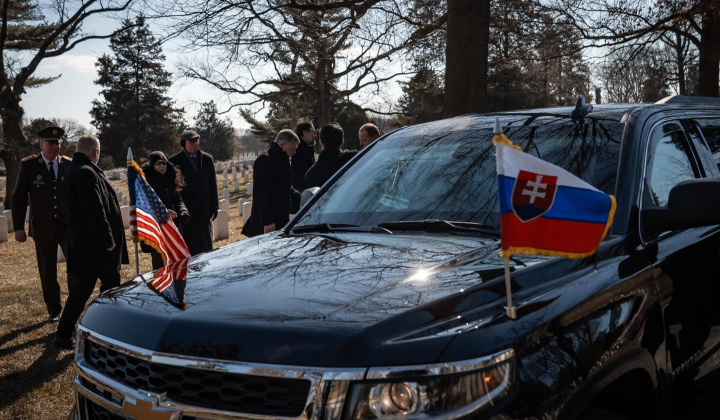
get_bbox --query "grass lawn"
[0,172,250,419]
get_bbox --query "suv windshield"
[295,114,625,230]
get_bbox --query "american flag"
[127,161,191,265]
[147,258,189,309]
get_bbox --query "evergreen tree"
[396,66,444,126]
[192,101,235,161]
[90,16,183,168]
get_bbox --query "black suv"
[71,96,720,420]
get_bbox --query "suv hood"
[81,232,544,366]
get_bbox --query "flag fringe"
[127,160,146,180]
[492,133,522,151]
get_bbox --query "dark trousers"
[56,269,120,339]
[183,216,213,256]
[149,248,165,270]
[35,225,70,316]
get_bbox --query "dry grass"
[0,172,250,419]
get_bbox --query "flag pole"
[504,257,516,319]
[494,118,517,320]
[127,147,139,277]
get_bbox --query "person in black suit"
[290,122,317,211]
[169,130,219,256]
[304,123,356,188]
[241,129,300,237]
[55,135,128,350]
[12,125,72,322]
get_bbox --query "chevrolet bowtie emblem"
[122,392,181,420]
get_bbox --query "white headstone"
[213,210,229,241]
[120,205,130,229]
[242,202,252,224]
[222,178,228,189]
[232,169,238,182]
[222,188,229,200]
[243,172,249,183]
[238,198,246,217]
[223,168,228,179]
[57,244,66,263]
[234,180,240,193]
[246,182,253,196]
[3,210,12,232]
[219,199,230,213]
[0,216,7,243]
[121,195,127,206]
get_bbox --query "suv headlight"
[347,350,514,419]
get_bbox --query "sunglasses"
[154,161,168,166]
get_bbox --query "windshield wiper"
[376,219,500,236]
[290,223,392,234]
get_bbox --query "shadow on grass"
[0,336,74,410]
[0,321,48,348]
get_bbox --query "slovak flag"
[494,130,616,259]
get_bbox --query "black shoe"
[53,335,76,351]
[47,313,60,322]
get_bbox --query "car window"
[645,123,698,207]
[296,115,624,229]
[694,118,720,171]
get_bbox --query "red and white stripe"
[130,207,190,264]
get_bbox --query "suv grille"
[85,340,311,417]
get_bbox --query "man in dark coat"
[12,125,72,322]
[55,135,128,350]
[304,123,356,188]
[169,130,219,256]
[290,122,317,211]
[241,129,301,237]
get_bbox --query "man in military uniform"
[12,125,72,322]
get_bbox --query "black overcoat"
[65,152,128,277]
[169,149,218,255]
[242,142,299,237]
[304,149,357,189]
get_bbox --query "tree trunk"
[675,33,687,95]
[0,86,30,210]
[316,57,331,127]
[697,4,720,97]
[443,0,491,117]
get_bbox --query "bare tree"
[0,0,137,208]
[547,0,719,97]
[154,0,445,127]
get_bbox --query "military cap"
[181,130,200,141]
[37,126,65,141]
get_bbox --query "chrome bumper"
[73,325,365,420]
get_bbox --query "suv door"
[641,120,720,391]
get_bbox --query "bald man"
[54,135,128,350]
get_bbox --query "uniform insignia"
[36,175,42,181]
[21,154,38,162]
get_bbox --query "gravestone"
[238,198,246,217]
[246,183,253,196]
[57,244,66,263]
[120,206,130,229]
[242,202,252,224]
[222,188,229,200]
[0,216,7,242]
[213,210,229,240]
[219,199,230,213]
[243,172,249,183]
[3,210,12,232]
[232,168,238,182]
[234,181,240,193]
[222,178,228,189]
[121,195,127,206]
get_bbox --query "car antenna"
[571,96,593,123]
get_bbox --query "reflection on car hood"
[81,233,544,366]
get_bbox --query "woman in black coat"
[142,151,189,269]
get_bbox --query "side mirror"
[300,187,320,208]
[642,179,720,234]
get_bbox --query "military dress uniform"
[11,129,72,319]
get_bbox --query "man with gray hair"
[241,129,301,237]
[54,135,128,350]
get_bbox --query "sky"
[20,13,406,135]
